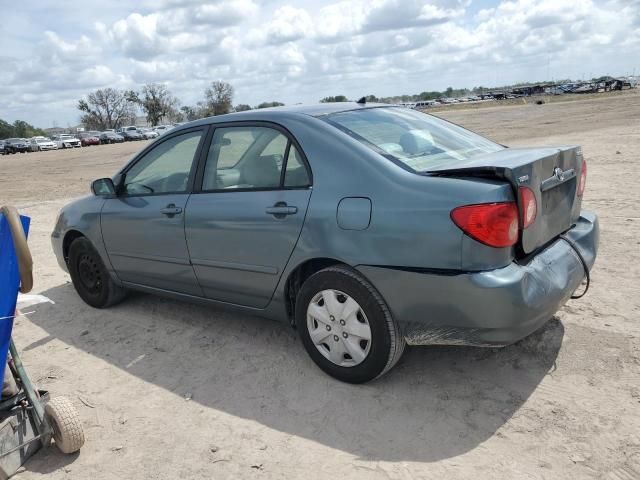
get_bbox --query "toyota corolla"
[51,103,598,383]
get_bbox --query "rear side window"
[324,107,503,172]
[284,146,310,187]
[202,126,310,191]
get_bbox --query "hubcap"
[77,253,102,294]
[306,289,372,367]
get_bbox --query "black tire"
[295,265,405,383]
[68,237,127,308]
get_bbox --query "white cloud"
[108,13,168,60]
[267,6,314,44]
[2,0,639,127]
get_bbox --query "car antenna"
[356,96,366,104]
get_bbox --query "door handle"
[266,203,298,217]
[160,204,183,216]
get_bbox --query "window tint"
[215,129,256,169]
[284,145,310,187]
[124,130,202,195]
[203,126,288,190]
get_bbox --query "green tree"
[204,81,234,116]
[78,88,137,130]
[0,119,46,139]
[180,106,199,121]
[319,95,348,103]
[129,83,180,126]
[0,119,13,139]
[256,101,284,109]
[417,91,440,100]
[235,104,252,112]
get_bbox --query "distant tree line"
[76,81,293,130]
[317,80,618,104]
[38,75,628,133]
[0,119,46,140]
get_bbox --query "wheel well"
[62,230,85,264]
[284,257,346,325]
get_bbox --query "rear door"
[101,128,207,295]
[185,123,312,308]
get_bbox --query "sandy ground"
[1,92,639,479]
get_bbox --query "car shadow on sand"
[25,283,563,463]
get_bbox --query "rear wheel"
[68,237,127,308]
[295,265,405,383]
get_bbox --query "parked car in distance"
[119,129,143,141]
[414,100,437,109]
[78,132,100,147]
[4,138,29,154]
[52,103,598,384]
[29,136,57,151]
[99,132,125,144]
[52,134,81,149]
[117,126,138,135]
[153,125,172,135]
[0,140,5,155]
[138,128,159,140]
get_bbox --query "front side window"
[202,126,310,191]
[124,130,203,195]
[324,107,503,172]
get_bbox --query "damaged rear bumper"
[357,211,599,347]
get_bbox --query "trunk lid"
[427,146,584,254]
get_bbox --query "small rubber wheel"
[68,237,127,308]
[295,265,405,383]
[45,396,85,454]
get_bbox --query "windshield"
[324,107,503,171]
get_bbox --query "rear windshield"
[324,107,503,171]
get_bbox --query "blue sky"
[1,0,639,127]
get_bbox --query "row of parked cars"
[0,125,179,155]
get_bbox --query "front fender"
[51,195,114,277]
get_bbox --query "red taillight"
[451,202,519,248]
[577,159,587,197]
[519,186,537,229]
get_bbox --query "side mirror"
[91,178,116,196]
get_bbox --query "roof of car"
[243,102,389,117]
[182,102,395,131]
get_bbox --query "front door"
[185,124,312,308]
[101,128,206,296]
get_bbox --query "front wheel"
[295,265,405,383]
[68,237,127,308]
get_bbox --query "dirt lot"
[2,92,639,479]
